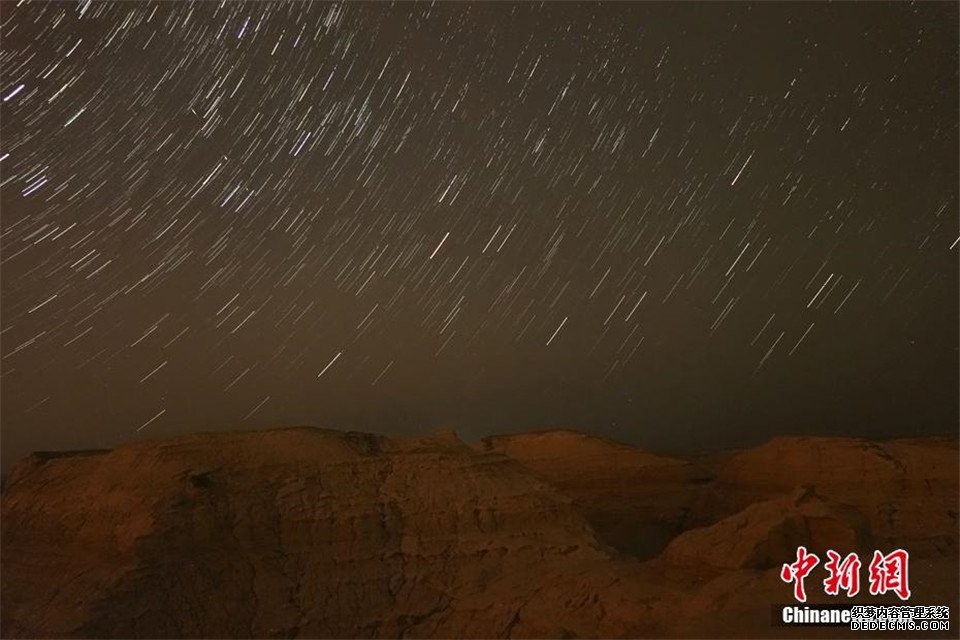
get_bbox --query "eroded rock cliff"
[3,427,957,639]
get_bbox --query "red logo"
[868,549,911,601]
[780,546,820,602]
[823,550,861,597]
[781,547,910,602]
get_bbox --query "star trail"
[1,2,957,466]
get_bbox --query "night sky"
[1,1,957,468]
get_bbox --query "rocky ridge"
[2,427,956,638]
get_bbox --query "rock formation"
[477,430,705,558]
[2,427,957,638]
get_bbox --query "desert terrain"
[2,427,957,638]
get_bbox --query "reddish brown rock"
[1,427,656,639]
[477,430,706,558]
[663,487,868,570]
[2,427,957,639]
[717,436,959,557]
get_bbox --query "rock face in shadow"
[2,427,957,639]
[716,436,960,557]
[2,427,657,639]
[477,430,701,558]
[663,487,868,570]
